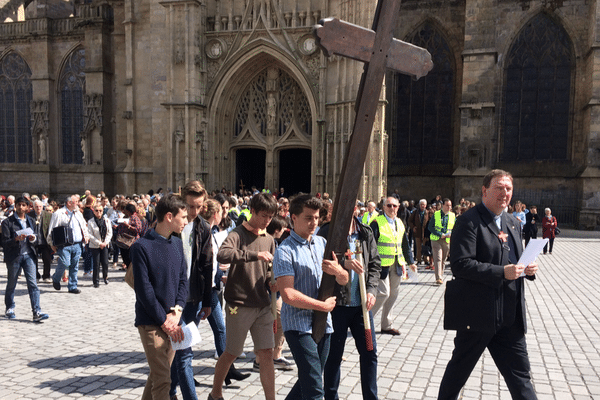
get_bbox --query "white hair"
[545,208,551,214]
[419,199,427,205]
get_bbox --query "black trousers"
[37,245,53,280]
[90,247,109,285]
[438,322,537,400]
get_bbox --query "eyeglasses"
[94,209,103,212]
[386,204,399,208]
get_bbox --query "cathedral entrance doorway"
[279,148,311,196]
[236,148,266,193]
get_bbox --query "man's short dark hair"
[249,192,278,215]
[124,203,137,215]
[443,198,451,204]
[155,194,187,222]
[289,194,322,216]
[266,216,287,235]
[14,196,28,205]
[483,169,513,188]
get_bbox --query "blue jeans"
[53,243,83,291]
[170,301,202,400]
[207,289,226,356]
[285,330,331,400]
[5,253,41,313]
[83,244,92,273]
[324,306,378,400]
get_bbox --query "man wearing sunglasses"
[369,197,415,336]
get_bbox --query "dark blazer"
[189,216,214,306]
[408,208,430,240]
[444,202,535,334]
[1,213,38,264]
[28,210,52,245]
[317,217,382,306]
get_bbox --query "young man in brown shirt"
[208,192,278,400]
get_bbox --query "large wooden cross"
[311,0,433,342]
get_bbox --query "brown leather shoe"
[381,328,400,335]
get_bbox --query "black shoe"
[33,311,49,322]
[104,279,109,285]
[228,365,250,381]
[93,283,99,288]
[68,288,81,294]
[52,280,61,291]
[194,378,201,387]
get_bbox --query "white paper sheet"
[16,227,35,237]
[170,321,202,351]
[517,238,548,277]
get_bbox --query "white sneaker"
[238,352,247,359]
[214,350,219,360]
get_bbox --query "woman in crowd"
[87,203,113,287]
[542,207,558,254]
[116,202,148,269]
[201,198,250,385]
[512,202,526,231]
[214,193,236,233]
[524,205,540,246]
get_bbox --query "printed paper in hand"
[517,238,548,277]
[170,321,202,351]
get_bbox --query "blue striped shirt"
[273,230,333,334]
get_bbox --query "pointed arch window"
[234,68,311,137]
[387,22,454,169]
[502,13,573,161]
[0,52,33,164]
[60,48,86,164]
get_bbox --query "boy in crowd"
[273,194,348,400]
[208,192,278,400]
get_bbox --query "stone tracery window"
[234,68,311,137]
[502,13,572,161]
[387,22,454,169]
[60,48,86,164]
[0,52,33,164]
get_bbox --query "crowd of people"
[0,171,555,399]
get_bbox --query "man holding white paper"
[439,170,539,400]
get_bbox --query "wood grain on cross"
[311,0,433,343]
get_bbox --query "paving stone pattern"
[1,236,599,399]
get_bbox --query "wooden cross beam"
[311,0,433,343]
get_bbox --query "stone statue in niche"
[81,136,87,164]
[267,93,277,131]
[38,134,46,164]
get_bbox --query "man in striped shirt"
[273,194,349,400]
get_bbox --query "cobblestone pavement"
[1,236,599,399]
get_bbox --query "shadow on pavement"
[37,375,146,395]
[28,351,146,369]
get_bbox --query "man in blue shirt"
[273,194,348,400]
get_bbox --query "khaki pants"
[432,239,450,282]
[138,325,175,400]
[371,262,403,330]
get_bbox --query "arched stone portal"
[206,47,317,193]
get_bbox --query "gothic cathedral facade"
[1,0,599,229]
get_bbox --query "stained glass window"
[388,22,454,168]
[0,52,32,164]
[502,13,572,161]
[234,68,312,137]
[60,48,86,164]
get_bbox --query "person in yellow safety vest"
[361,201,379,225]
[238,207,252,225]
[427,198,456,286]
[369,196,416,336]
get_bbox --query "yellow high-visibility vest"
[429,210,456,243]
[375,215,406,267]
[362,211,378,225]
